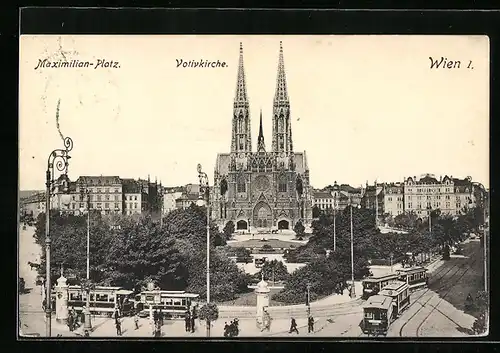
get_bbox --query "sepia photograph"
[18,34,489,338]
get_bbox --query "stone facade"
[212,42,312,232]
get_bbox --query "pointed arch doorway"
[253,201,273,229]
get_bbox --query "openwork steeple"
[257,109,266,153]
[272,41,293,154]
[231,42,252,153]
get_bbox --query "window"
[105,203,109,209]
[135,203,138,209]
[105,195,110,201]
[72,203,76,209]
[446,202,450,208]
[79,203,84,208]
[114,188,119,193]
[237,179,246,193]
[97,195,102,201]
[115,195,119,201]
[364,311,374,319]
[97,203,102,208]
[79,195,83,201]
[72,196,75,201]
[105,188,109,193]
[97,188,101,193]
[278,178,287,192]
[134,196,138,201]
[115,203,119,209]
[408,203,412,208]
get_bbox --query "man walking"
[190,310,196,333]
[308,316,315,333]
[289,317,299,334]
[185,310,191,332]
[115,317,122,336]
[134,312,139,330]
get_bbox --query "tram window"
[109,296,114,302]
[90,294,95,301]
[173,299,182,306]
[70,293,82,301]
[146,295,154,302]
[181,299,186,306]
[99,294,109,302]
[381,311,387,320]
[364,311,374,319]
[164,298,173,305]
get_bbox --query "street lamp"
[333,192,336,252]
[45,136,74,337]
[79,183,92,332]
[427,205,432,234]
[350,197,361,299]
[197,163,210,337]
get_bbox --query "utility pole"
[333,192,336,252]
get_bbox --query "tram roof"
[68,285,124,291]
[140,291,199,298]
[363,273,399,282]
[363,295,392,310]
[379,281,408,296]
[397,266,427,274]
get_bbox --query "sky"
[19,35,490,190]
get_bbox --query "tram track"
[415,250,481,337]
[397,247,481,337]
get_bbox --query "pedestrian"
[289,317,299,334]
[159,309,164,327]
[190,311,196,333]
[154,321,161,337]
[67,313,74,332]
[134,312,139,330]
[185,310,191,332]
[224,322,229,337]
[115,317,122,336]
[84,330,90,337]
[308,316,315,333]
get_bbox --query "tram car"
[63,286,135,317]
[135,290,200,319]
[361,273,399,299]
[397,266,428,291]
[362,280,410,336]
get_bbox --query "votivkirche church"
[212,42,313,232]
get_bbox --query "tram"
[135,290,200,319]
[397,266,428,291]
[361,273,399,299]
[64,285,135,317]
[362,281,410,336]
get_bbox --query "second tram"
[64,286,135,317]
[361,273,399,299]
[397,266,428,291]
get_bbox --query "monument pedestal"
[55,274,69,324]
[255,278,270,326]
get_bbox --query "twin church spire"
[230,41,293,155]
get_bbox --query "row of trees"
[33,204,251,301]
[275,205,481,304]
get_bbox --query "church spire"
[273,41,289,107]
[257,109,266,153]
[272,41,293,154]
[231,42,252,153]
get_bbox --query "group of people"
[184,307,198,333]
[288,316,315,334]
[223,318,239,337]
[114,308,122,336]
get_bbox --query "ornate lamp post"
[197,164,211,337]
[306,283,311,318]
[45,136,73,337]
[333,191,337,252]
[350,197,361,299]
[79,183,93,332]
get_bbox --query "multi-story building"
[361,181,385,217]
[382,182,404,217]
[73,176,123,215]
[175,193,200,210]
[20,192,46,219]
[163,187,184,214]
[312,190,334,211]
[121,178,145,215]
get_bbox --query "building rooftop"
[77,176,122,186]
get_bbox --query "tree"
[199,302,219,337]
[294,221,305,237]
[104,217,187,290]
[256,259,289,282]
[393,211,419,230]
[472,291,488,335]
[312,206,321,218]
[222,221,235,240]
